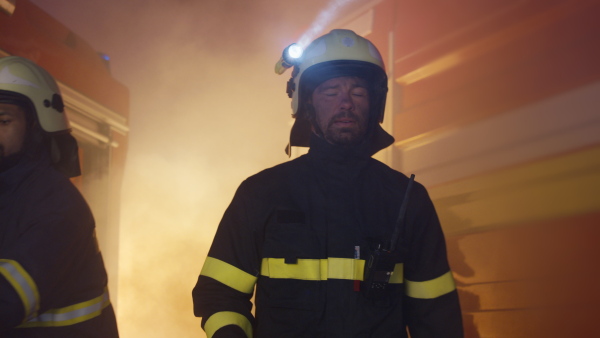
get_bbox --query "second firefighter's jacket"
[0,152,119,337]
[193,135,463,338]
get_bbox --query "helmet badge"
[342,37,355,47]
[44,93,65,113]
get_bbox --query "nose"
[339,91,354,110]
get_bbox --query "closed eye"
[323,90,339,97]
[351,89,368,97]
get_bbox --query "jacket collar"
[0,151,50,196]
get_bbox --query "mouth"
[332,118,356,126]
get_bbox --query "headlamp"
[275,43,303,75]
[284,44,303,62]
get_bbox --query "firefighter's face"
[0,103,27,162]
[311,76,370,146]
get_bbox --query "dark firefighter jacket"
[0,152,119,337]
[193,134,463,338]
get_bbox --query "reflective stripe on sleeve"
[200,257,257,294]
[0,259,40,320]
[405,271,456,299]
[18,287,111,328]
[204,311,253,338]
[260,257,403,283]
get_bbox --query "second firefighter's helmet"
[0,56,68,133]
[283,29,393,154]
[0,56,80,177]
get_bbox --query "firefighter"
[0,56,119,337]
[192,29,463,337]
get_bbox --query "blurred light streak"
[297,0,359,48]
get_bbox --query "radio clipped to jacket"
[363,174,415,300]
[364,244,400,299]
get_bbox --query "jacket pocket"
[262,209,318,263]
[260,208,321,311]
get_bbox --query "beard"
[0,147,24,172]
[322,111,368,146]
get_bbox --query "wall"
[340,0,600,336]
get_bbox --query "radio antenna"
[387,174,415,252]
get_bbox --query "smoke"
[29,0,369,336]
[298,0,360,48]
[28,0,372,338]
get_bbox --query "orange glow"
[22,0,600,336]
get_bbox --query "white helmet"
[0,56,69,133]
[0,56,80,177]
[281,29,393,154]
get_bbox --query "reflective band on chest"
[0,259,40,321]
[18,287,111,328]
[260,257,404,283]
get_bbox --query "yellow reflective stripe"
[328,257,364,280]
[204,311,253,338]
[389,263,404,283]
[0,259,40,320]
[260,257,403,283]
[405,271,456,299]
[261,258,326,280]
[19,287,111,328]
[200,257,257,294]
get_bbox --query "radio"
[363,174,414,300]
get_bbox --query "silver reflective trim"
[25,290,109,326]
[0,260,38,319]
